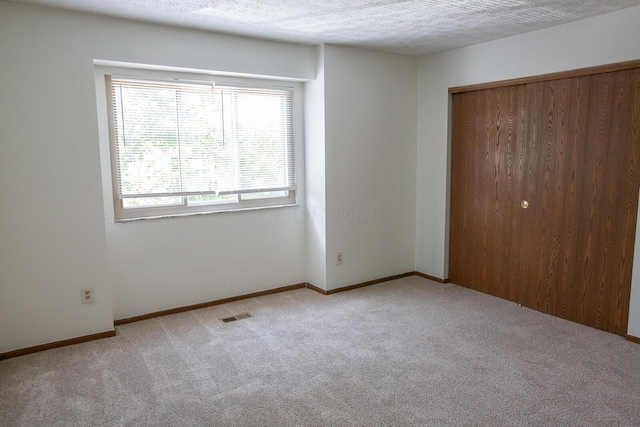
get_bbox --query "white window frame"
[94,64,302,222]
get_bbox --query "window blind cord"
[221,89,226,147]
[175,89,184,196]
[118,85,126,148]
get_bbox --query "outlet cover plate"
[81,287,94,304]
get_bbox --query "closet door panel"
[450,86,527,301]
[574,69,640,333]
[518,77,590,322]
[516,70,640,334]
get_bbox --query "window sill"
[114,202,299,223]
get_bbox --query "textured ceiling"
[8,0,640,55]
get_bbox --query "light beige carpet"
[1,276,640,426]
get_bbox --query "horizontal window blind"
[107,76,295,199]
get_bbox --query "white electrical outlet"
[336,252,344,265]
[81,287,94,304]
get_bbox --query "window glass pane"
[122,196,183,209]
[187,194,236,204]
[241,191,288,200]
[115,84,179,196]
[216,87,294,194]
[236,92,287,190]
[112,80,218,198]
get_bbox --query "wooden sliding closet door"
[521,70,640,334]
[450,66,640,335]
[516,77,590,324]
[449,85,528,302]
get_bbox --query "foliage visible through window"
[106,76,296,220]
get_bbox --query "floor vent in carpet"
[220,313,253,323]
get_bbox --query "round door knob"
[521,200,529,209]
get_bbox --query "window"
[105,74,297,220]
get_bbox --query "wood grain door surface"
[449,85,528,302]
[449,68,640,335]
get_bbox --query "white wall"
[630,211,640,337]
[108,209,307,320]
[0,2,315,352]
[6,0,638,353]
[323,45,417,289]
[304,46,328,290]
[415,6,640,335]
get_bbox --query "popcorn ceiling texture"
[9,0,640,55]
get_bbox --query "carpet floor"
[1,276,640,426]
